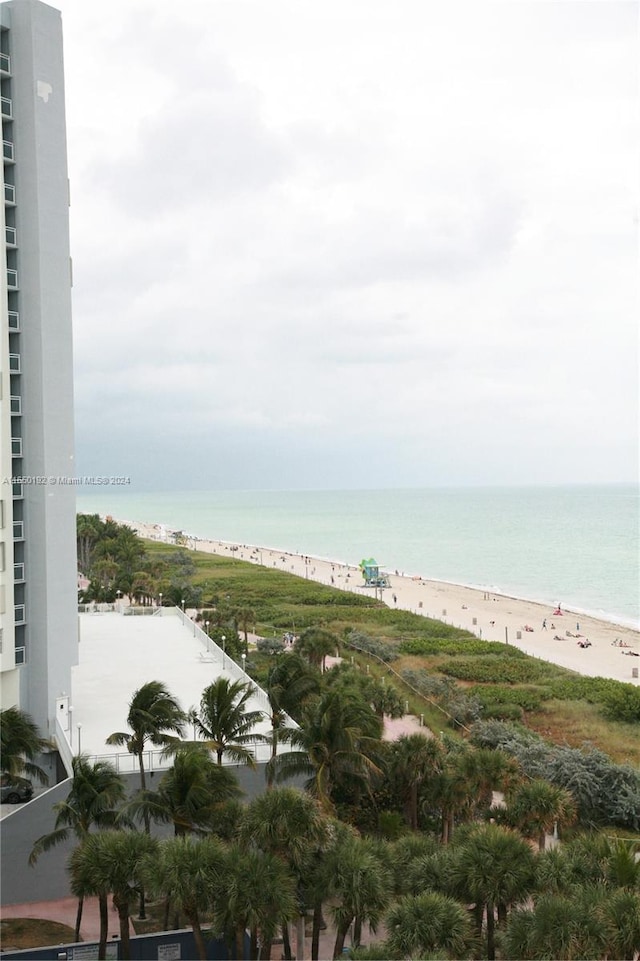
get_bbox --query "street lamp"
[241,652,246,674]
[158,592,163,609]
[77,723,82,754]
[181,598,185,613]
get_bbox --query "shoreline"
[114,517,640,686]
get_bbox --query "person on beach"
[542,619,547,630]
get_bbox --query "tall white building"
[0,0,77,736]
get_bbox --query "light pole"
[181,598,185,616]
[241,652,246,675]
[222,635,226,669]
[77,723,82,754]
[158,592,163,609]
[205,621,210,654]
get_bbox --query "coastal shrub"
[256,637,285,655]
[601,684,640,724]
[548,676,624,704]
[439,656,548,685]
[400,670,455,700]
[549,676,640,722]
[470,720,640,831]
[346,630,400,662]
[399,637,526,658]
[446,692,483,727]
[469,684,551,713]
[482,703,524,721]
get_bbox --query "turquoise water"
[77,485,639,627]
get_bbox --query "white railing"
[55,716,74,777]
[175,607,275,717]
[85,737,286,773]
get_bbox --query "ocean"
[76,484,639,629]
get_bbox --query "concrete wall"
[1,763,304,906]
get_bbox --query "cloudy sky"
[56,0,637,491]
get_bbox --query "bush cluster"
[439,656,549,685]
[470,720,640,831]
[399,637,526,658]
[549,676,640,724]
[346,630,400,663]
[468,684,551,713]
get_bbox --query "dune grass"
[144,539,638,762]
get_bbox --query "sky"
[55,0,638,491]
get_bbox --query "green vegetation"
[58,517,640,959]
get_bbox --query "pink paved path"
[1,896,132,943]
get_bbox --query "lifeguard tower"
[359,558,390,589]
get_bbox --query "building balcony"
[5,225,16,246]
[1,97,12,119]
[15,646,26,665]
[9,353,21,373]
[12,481,23,499]
[11,437,22,457]
[14,562,25,583]
[3,139,14,162]
[8,310,19,330]
[0,53,10,75]
[7,267,18,289]
[4,182,15,204]
[13,520,24,540]
[10,395,21,414]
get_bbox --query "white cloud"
[57,0,639,489]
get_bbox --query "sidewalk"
[1,896,131,943]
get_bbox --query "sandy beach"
[121,519,639,687]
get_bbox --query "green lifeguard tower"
[359,558,390,588]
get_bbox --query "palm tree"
[106,681,184,921]
[196,677,266,766]
[388,834,441,896]
[106,681,185,803]
[126,745,241,836]
[68,836,110,960]
[504,886,612,961]
[448,823,537,960]
[329,835,392,958]
[234,605,256,655]
[76,513,103,573]
[147,835,228,960]
[240,787,333,961]
[456,746,522,814]
[504,778,577,850]
[266,653,320,721]
[385,891,472,960]
[599,888,640,961]
[29,755,128,941]
[424,761,470,844]
[0,706,51,787]
[267,689,383,811]
[388,733,444,830]
[295,627,340,671]
[220,844,299,960]
[265,659,318,787]
[79,830,157,960]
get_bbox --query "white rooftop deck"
[66,608,280,775]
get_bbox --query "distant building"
[0,0,77,736]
